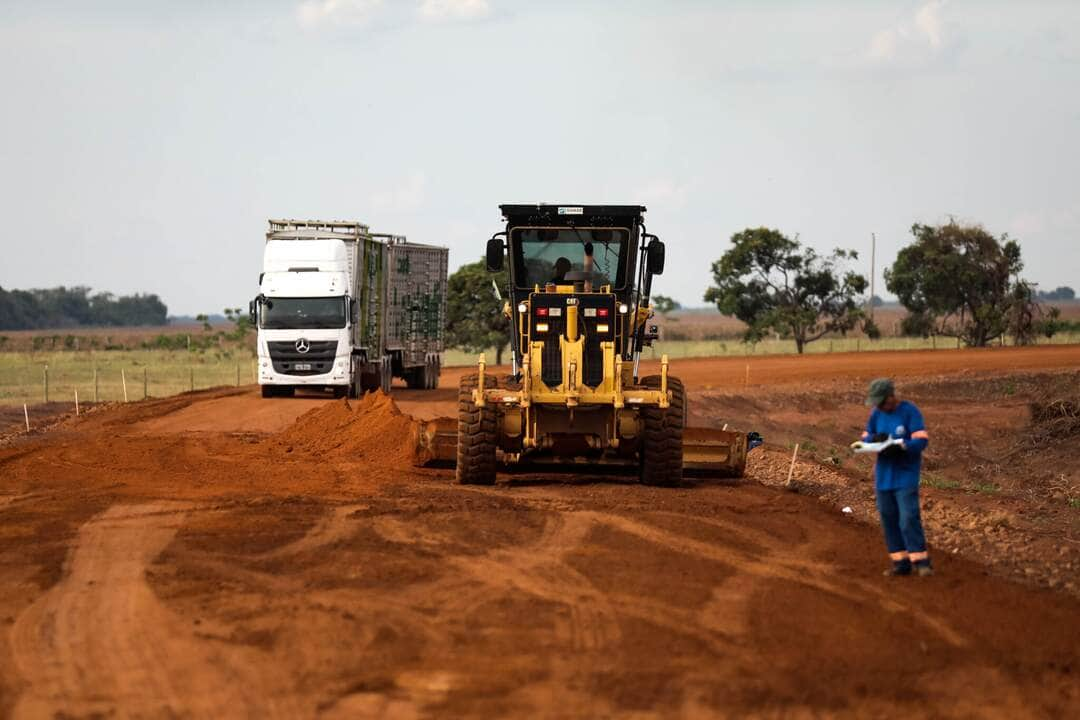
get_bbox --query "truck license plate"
[294,363,312,371]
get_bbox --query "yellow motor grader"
[422,204,750,485]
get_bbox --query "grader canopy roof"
[499,204,646,227]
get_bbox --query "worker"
[551,257,572,284]
[861,378,932,577]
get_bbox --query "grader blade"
[412,417,458,466]
[681,426,748,477]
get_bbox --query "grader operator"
[420,204,750,485]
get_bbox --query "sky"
[1,0,1078,315]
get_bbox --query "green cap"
[866,378,895,406]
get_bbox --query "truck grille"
[540,317,565,387]
[267,340,339,376]
[582,334,604,388]
[531,295,613,389]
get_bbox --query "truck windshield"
[511,227,629,289]
[260,297,347,329]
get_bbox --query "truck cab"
[253,218,449,398]
[255,229,357,397]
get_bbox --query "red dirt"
[1,346,1079,718]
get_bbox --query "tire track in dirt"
[9,502,305,719]
[373,512,622,652]
[587,511,969,648]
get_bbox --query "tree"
[704,227,870,354]
[446,260,511,365]
[1036,286,1076,302]
[0,286,167,330]
[886,221,1034,347]
[223,307,253,342]
[651,295,681,316]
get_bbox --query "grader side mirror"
[646,238,666,276]
[486,237,504,272]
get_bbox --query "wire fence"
[0,350,257,407]
[4,332,1079,410]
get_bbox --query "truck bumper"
[257,355,350,387]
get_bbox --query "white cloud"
[867,0,949,63]
[914,0,945,48]
[296,0,384,29]
[417,0,491,23]
[368,171,428,212]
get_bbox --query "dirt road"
[1,347,1079,717]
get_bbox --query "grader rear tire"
[456,373,498,485]
[639,375,685,487]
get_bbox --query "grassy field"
[442,332,1080,367]
[4,332,1079,407]
[0,350,257,406]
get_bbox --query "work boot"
[915,561,934,577]
[883,559,912,576]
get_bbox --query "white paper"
[850,437,904,454]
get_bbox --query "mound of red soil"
[268,391,421,467]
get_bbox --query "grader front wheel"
[639,375,685,487]
[455,373,498,485]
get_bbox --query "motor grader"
[422,204,749,485]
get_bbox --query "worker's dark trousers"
[876,486,927,557]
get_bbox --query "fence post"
[75,389,80,416]
[94,367,99,402]
[236,363,240,387]
[190,367,194,393]
[24,403,30,432]
[785,443,800,488]
[143,368,148,399]
[43,365,49,403]
[122,369,128,403]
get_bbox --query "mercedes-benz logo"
[295,338,311,354]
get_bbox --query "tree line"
[706,221,1073,353]
[443,220,1074,357]
[0,286,168,330]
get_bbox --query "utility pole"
[869,232,877,321]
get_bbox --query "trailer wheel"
[404,365,425,390]
[429,356,440,389]
[639,375,685,487]
[380,357,393,394]
[456,373,498,485]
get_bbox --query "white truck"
[251,219,448,398]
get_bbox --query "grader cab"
[428,204,750,486]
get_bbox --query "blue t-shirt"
[864,400,929,491]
